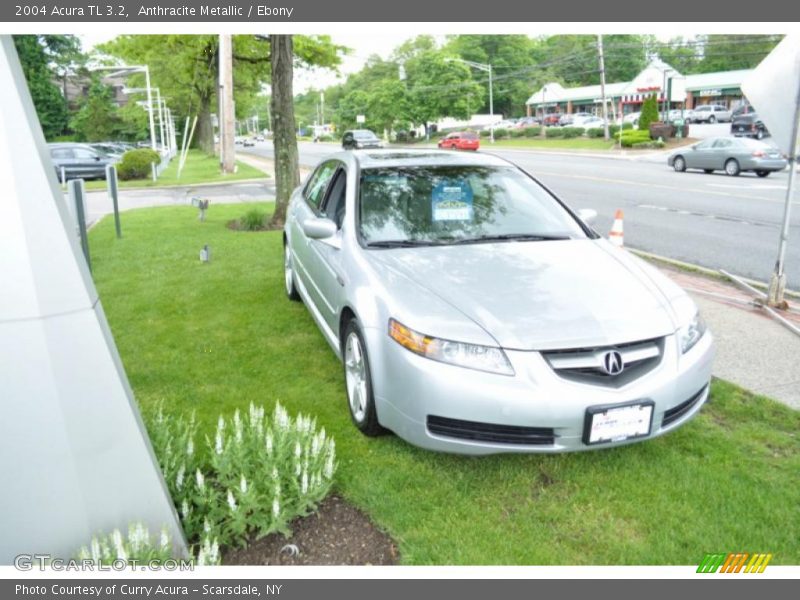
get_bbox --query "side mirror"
[577,209,597,225]
[302,217,337,240]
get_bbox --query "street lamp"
[445,57,494,143]
[91,65,156,152]
[124,86,169,153]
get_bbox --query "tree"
[69,79,122,141]
[13,35,82,139]
[639,94,659,131]
[269,35,299,229]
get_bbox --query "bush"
[545,127,564,138]
[639,95,659,132]
[145,402,336,550]
[560,127,584,139]
[493,128,509,139]
[619,129,653,147]
[117,148,161,181]
[318,134,335,142]
[524,126,542,137]
[239,208,267,231]
[631,140,666,149]
[510,127,526,138]
[479,129,491,138]
[586,127,605,138]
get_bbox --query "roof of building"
[682,69,753,91]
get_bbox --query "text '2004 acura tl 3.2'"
[283,149,714,454]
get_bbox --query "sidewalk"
[654,262,800,409]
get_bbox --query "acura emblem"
[602,351,624,375]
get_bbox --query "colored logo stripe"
[697,553,772,573]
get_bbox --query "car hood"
[367,239,678,350]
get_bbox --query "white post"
[488,64,494,144]
[144,66,156,152]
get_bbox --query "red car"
[438,131,480,151]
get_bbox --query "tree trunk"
[195,94,214,154]
[268,35,300,229]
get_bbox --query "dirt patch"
[222,494,399,565]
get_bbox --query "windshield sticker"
[432,180,473,221]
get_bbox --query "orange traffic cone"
[609,209,624,247]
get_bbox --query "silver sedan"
[668,137,787,177]
[284,150,714,454]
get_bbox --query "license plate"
[583,400,654,445]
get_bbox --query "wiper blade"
[365,239,444,248]
[450,233,570,245]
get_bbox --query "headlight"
[679,312,707,354]
[388,319,514,376]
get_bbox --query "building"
[526,60,752,119]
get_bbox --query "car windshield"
[354,131,377,140]
[461,132,478,140]
[358,165,588,246]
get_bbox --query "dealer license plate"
[583,401,654,445]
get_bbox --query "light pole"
[93,65,156,152]
[445,57,494,143]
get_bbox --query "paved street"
[243,140,800,289]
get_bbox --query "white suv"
[691,104,732,124]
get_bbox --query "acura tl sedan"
[668,137,787,177]
[283,150,714,454]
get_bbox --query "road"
[242,139,800,289]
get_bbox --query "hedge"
[117,148,161,181]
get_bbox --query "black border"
[582,398,656,445]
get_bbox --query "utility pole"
[597,34,610,141]
[218,34,235,174]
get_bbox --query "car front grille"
[427,415,555,446]
[542,337,664,388]
[662,385,708,427]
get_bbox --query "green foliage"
[638,95,659,131]
[524,126,542,137]
[586,127,605,138]
[609,122,633,135]
[631,140,666,149]
[69,80,122,142]
[13,35,82,140]
[560,127,584,139]
[239,209,267,231]
[493,127,508,139]
[117,148,161,180]
[656,35,782,75]
[510,127,526,138]
[75,523,220,566]
[619,129,652,147]
[145,402,336,549]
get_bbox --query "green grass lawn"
[84,150,267,191]
[89,203,800,565]
[483,137,618,151]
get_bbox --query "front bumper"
[365,327,714,454]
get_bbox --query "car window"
[73,147,98,159]
[358,165,587,245]
[712,139,733,149]
[462,132,478,140]
[50,148,73,159]
[321,169,347,229]
[304,161,339,210]
[694,139,714,149]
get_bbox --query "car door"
[307,166,349,332]
[72,146,103,178]
[288,160,340,312]
[710,138,735,169]
[689,139,715,169]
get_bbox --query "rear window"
[461,132,478,140]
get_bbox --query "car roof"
[348,149,512,170]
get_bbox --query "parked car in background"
[668,137,786,177]
[48,142,117,181]
[691,104,732,123]
[342,129,383,150]
[559,112,591,127]
[731,104,755,120]
[283,149,714,453]
[622,112,641,127]
[243,138,256,147]
[667,109,694,123]
[731,113,769,140]
[543,113,562,127]
[492,119,517,129]
[514,116,541,128]
[437,131,480,151]
[577,116,607,130]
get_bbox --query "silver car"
[691,104,732,123]
[284,150,714,454]
[668,137,787,177]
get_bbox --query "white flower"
[203,518,212,534]
[181,499,191,519]
[301,471,308,495]
[271,467,279,481]
[324,448,335,479]
[195,469,205,490]
[227,489,237,512]
[175,464,185,490]
[159,529,170,550]
[240,474,248,495]
[215,429,224,455]
[272,497,280,518]
[311,435,321,458]
[234,410,243,444]
[186,438,194,457]
[265,432,273,454]
[112,529,127,561]
[294,441,301,458]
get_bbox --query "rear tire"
[756,129,765,140]
[342,319,385,437]
[673,156,687,172]
[725,159,741,176]
[756,170,770,178]
[709,116,716,124]
[284,239,301,302]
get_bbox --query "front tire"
[284,239,301,301]
[756,129,765,140]
[709,115,716,124]
[673,156,687,172]
[725,159,741,177]
[342,319,384,437]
